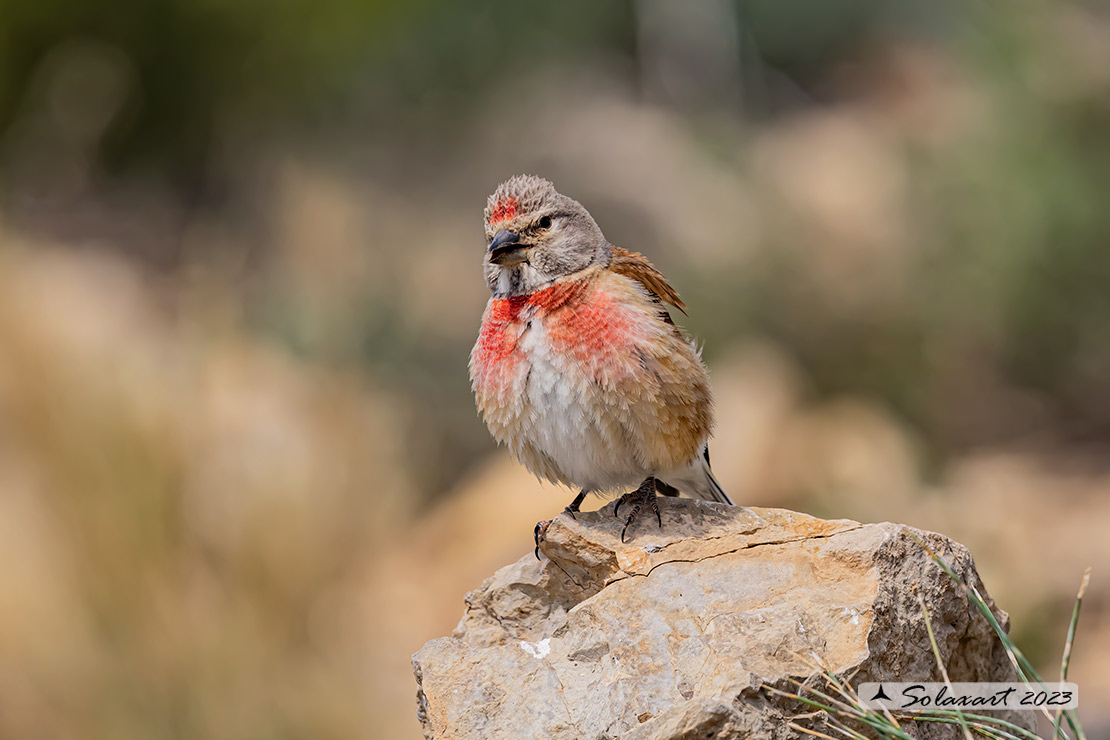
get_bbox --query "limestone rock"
[412,499,1028,739]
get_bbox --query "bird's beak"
[488,229,528,265]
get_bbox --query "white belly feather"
[514,314,648,492]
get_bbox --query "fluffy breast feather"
[470,267,712,491]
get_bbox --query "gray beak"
[488,229,527,265]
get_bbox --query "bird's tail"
[700,449,733,505]
[666,448,737,505]
[663,446,734,505]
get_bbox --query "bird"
[468,174,733,549]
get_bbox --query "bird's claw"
[620,516,635,542]
[615,478,661,542]
[534,519,552,560]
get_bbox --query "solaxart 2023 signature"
[858,682,1078,710]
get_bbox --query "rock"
[412,499,1029,740]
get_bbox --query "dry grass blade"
[772,680,860,718]
[1060,568,1090,681]
[768,680,903,740]
[908,532,1078,737]
[920,594,974,740]
[817,663,904,733]
[763,683,843,716]
[788,721,844,740]
[907,716,1015,740]
[763,552,1090,740]
[1053,568,1091,740]
[793,652,903,733]
[897,710,1045,740]
[965,585,1081,740]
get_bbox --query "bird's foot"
[613,477,661,542]
[563,489,588,520]
[535,490,589,559]
[533,519,552,560]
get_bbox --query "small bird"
[469,175,733,547]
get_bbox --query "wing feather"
[609,246,687,315]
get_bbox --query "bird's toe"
[533,519,553,560]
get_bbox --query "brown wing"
[609,245,687,315]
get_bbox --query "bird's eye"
[538,216,552,229]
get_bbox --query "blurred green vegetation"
[5,0,1106,507]
[0,0,414,184]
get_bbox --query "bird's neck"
[488,248,611,298]
[488,271,597,319]
[489,263,602,301]
[490,263,533,297]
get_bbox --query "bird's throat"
[494,265,528,297]
[489,275,593,318]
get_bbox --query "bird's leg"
[563,489,588,519]
[535,489,590,559]
[614,477,661,542]
[655,479,680,498]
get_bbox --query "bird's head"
[482,175,610,296]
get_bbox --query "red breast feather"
[470,269,712,491]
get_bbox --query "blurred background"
[1,0,1108,737]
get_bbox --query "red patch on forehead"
[488,196,519,225]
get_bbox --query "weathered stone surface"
[412,499,1028,740]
